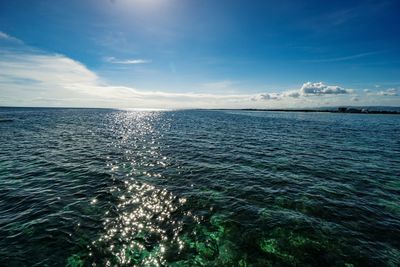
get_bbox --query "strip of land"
[215,107,400,114]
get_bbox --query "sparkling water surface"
[0,108,399,266]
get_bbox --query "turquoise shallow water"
[0,107,399,266]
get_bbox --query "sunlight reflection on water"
[88,111,197,266]
[2,108,399,266]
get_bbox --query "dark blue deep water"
[0,108,399,267]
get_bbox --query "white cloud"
[366,88,398,97]
[301,51,381,63]
[252,93,281,101]
[253,82,349,102]
[1,48,391,108]
[376,88,398,96]
[0,31,22,43]
[0,31,10,39]
[0,32,397,109]
[0,53,97,85]
[105,56,151,64]
[282,90,300,98]
[300,82,349,95]
[0,48,255,108]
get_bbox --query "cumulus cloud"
[1,32,396,109]
[253,82,349,102]
[377,88,398,96]
[282,90,300,98]
[300,82,349,95]
[105,56,151,64]
[256,93,280,101]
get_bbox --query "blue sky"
[0,0,399,108]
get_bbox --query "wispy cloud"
[0,31,10,39]
[0,31,22,43]
[299,1,389,32]
[0,32,396,108]
[301,51,382,63]
[0,44,254,108]
[105,56,151,64]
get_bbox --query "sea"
[0,107,399,266]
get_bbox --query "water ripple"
[0,108,399,266]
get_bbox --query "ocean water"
[0,107,399,267]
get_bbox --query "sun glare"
[117,0,168,10]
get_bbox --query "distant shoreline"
[212,108,400,115]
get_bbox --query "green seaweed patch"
[196,241,217,259]
[258,227,352,266]
[169,260,193,267]
[193,254,207,266]
[238,258,248,267]
[260,238,279,254]
[259,238,295,264]
[168,214,243,266]
[289,234,318,248]
[217,240,240,265]
[66,254,84,267]
[210,214,226,236]
[124,246,151,265]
